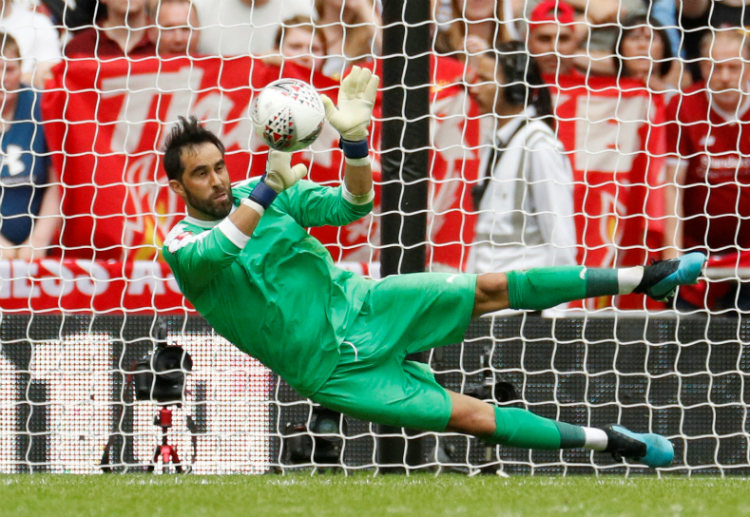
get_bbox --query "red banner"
[42,58,346,261]
[547,74,667,309]
[42,56,479,271]
[0,259,382,313]
[0,259,186,313]
[424,57,481,270]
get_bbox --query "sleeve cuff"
[218,217,251,249]
[341,181,375,205]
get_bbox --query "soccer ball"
[251,78,326,152]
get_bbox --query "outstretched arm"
[321,65,379,205]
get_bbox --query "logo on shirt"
[166,229,203,254]
[699,135,716,148]
[0,144,26,177]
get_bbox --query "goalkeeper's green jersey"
[163,178,374,397]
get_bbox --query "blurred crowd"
[0,0,748,312]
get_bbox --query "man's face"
[527,23,577,76]
[469,55,503,115]
[280,27,325,71]
[701,37,749,113]
[170,142,234,220]
[151,2,199,55]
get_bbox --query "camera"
[132,320,192,404]
[132,345,193,404]
[131,321,194,473]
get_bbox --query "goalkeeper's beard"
[184,186,235,220]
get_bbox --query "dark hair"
[163,116,225,181]
[614,14,673,78]
[488,40,555,129]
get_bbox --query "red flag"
[545,73,667,308]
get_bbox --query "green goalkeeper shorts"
[312,272,477,432]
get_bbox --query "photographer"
[467,41,577,279]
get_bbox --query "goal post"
[377,0,431,471]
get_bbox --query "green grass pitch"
[2,474,748,517]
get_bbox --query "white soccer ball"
[251,78,326,152]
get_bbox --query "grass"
[2,474,748,517]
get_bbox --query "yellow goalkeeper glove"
[320,65,379,142]
[263,150,307,193]
[248,150,308,209]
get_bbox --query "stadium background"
[1,0,749,478]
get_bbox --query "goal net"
[0,0,748,475]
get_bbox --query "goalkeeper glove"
[320,65,379,158]
[247,150,308,209]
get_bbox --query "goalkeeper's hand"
[263,150,308,193]
[320,65,379,142]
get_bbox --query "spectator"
[612,14,682,261]
[679,0,750,82]
[315,0,379,78]
[64,0,156,57]
[270,15,327,73]
[194,0,314,57]
[466,42,577,275]
[666,28,750,311]
[613,14,687,100]
[0,0,61,87]
[435,0,510,62]
[524,0,647,76]
[524,0,582,78]
[523,0,673,310]
[0,32,60,261]
[146,0,199,56]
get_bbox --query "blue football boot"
[602,424,674,468]
[634,252,707,301]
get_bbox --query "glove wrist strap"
[339,138,369,159]
[248,180,278,209]
[241,197,265,216]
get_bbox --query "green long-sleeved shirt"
[163,178,374,396]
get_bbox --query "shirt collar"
[710,85,750,123]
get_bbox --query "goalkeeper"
[163,66,705,469]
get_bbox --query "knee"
[447,392,496,435]
[476,273,507,300]
[473,273,510,316]
[452,411,495,436]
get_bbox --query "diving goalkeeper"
[163,66,705,469]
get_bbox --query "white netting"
[0,0,748,475]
